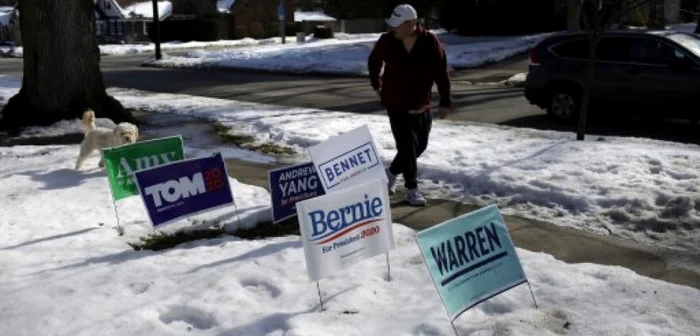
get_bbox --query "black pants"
[387,108,433,190]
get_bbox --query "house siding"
[229,0,294,38]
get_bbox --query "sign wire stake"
[450,320,459,336]
[234,201,243,231]
[526,281,539,309]
[316,281,324,311]
[386,252,392,282]
[112,198,124,236]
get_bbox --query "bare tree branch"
[606,0,661,28]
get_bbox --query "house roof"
[0,6,12,26]
[294,11,336,22]
[95,0,172,20]
[121,1,173,20]
[217,0,235,13]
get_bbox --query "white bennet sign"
[296,179,395,282]
[307,125,386,193]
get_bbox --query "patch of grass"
[249,142,296,156]
[232,217,300,239]
[213,122,296,156]
[128,227,226,251]
[128,217,300,251]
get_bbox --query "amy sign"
[102,136,185,201]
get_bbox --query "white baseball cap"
[385,4,418,28]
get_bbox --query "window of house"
[95,21,104,35]
[116,20,123,35]
[110,20,117,35]
[143,22,148,35]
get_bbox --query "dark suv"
[524,30,700,123]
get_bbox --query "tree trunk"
[0,0,136,131]
[576,35,601,141]
[567,0,582,31]
[648,2,665,28]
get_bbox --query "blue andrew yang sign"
[307,125,386,193]
[415,204,528,321]
[268,162,325,223]
[134,152,235,227]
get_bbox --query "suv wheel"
[547,89,580,123]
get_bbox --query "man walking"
[368,4,452,206]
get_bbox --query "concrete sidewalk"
[226,158,700,291]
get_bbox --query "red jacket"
[368,27,452,111]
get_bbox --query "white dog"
[75,110,139,170]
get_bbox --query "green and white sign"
[103,136,185,201]
[415,204,528,321]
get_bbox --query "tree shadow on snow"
[16,168,104,190]
[216,285,362,336]
[185,240,301,274]
[26,247,157,276]
[1,227,99,250]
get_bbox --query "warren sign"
[134,152,235,227]
[296,179,395,282]
[415,204,528,321]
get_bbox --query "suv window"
[627,38,678,65]
[596,37,633,62]
[550,38,590,59]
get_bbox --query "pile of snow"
[0,76,700,252]
[1,128,698,336]
[295,10,337,22]
[504,72,528,87]
[667,23,696,34]
[109,89,700,253]
[0,72,697,253]
[217,0,235,13]
[0,38,281,57]
[147,32,552,75]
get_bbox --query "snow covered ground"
[0,37,285,58]
[1,117,699,336]
[146,31,552,75]
[0,74,697,255]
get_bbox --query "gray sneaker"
[406,188,427,206]
[386,168,397,195]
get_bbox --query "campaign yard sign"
[415,204,528,321]
[102,136,185,201]
[307,125,385,194]
[296,179,395,282]
[134,152,235,228]
[268,162,325,223]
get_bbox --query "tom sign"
[134,152,235,228]
[415,204,528,321]
[268,162,325,223]
[307,125,386,194]
[296,179,395,282]
[102,136,185,201]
